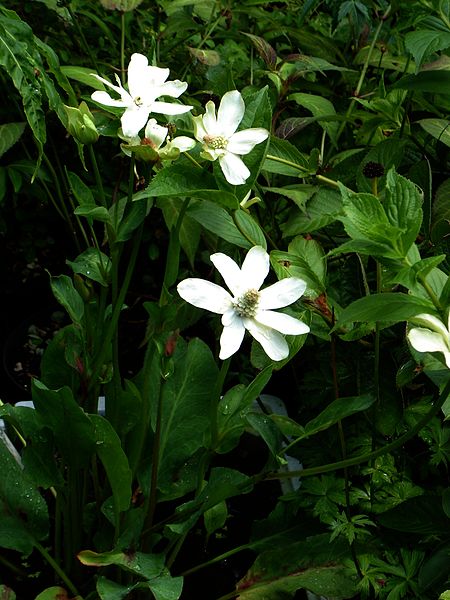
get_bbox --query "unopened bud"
[65,102,99,145]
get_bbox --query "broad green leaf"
[0,434,49,555]
[262,184,317,209]
[263,136,311,177]
[146,574,183,600]
[336,293,434,327]
[158,197,200,267]
[246,412,283,460]
[418,118,450,147]
[61,65,107,89]
[237,534,357,599]
[299,394,375,440]
[187,199,251,248]
[50,274,84,325]
[405,30,450,70]
[67,248,111,287]
[0,586,15,600]
[116,197,151,242]
[233,209,267,248]
[377,495,450,534]
[97,577,137,600]
[356,137,407,193]
[32,380,96,469]
[143,164,239,209]
[0,122,26,158]
[67,171,111,226]
[281,187,342,236]
[78,549,165,579]
[90,415,132,514]
[156,339,219,495]
[289,93,339,146]
[35,587,82,600]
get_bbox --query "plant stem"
[34,541,80,598]
[273,376,450,480]
[67,5,100,74]
[211,357,231,450]
[121,12,126,85]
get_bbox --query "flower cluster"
[91,53,269,184]
[177,246,310,361]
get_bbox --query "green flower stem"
[315,173,340,189]
[121,12,126,85]
[211,357,231,450]
[274,376,450,481]
[34,541,80,598]
[88,145,107,209]
[335,4,392,143]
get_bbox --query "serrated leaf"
[0,122,26,158]
[405,30,450,70]
[264,136,311,177]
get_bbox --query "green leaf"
[156,339,219,495]
[50,274,84,324]
[35,587,82,600]
[32,380,96,469]
[288,93,339,146]
[144,164,239,209]
[158,197,200,267]
[90,415,132,514]
[0,122,26,158]
[281,187,342,236]
[246,412,283,459]
[378,495,450,534]
[300,394,375,439]
[233,209,267,248]
[61,65,107,89]
[78,549,165,579]
[336,293,434,327]
[418,118,450,147]
[0,586,15,600]
[242,32,277,69]
[263,136,312,177]
[0,433,49,555]
[97,577,137,600]
[356,137,407,193]
[67,248,111,287]
[187,199,251,248]
[405,30,450,70]
[392,70,450,94]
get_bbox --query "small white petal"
[241,246,270,291]
[92,74,128,99]
[127,53,151,99]
[91,90,129,108]
[151,101,193,115]
[177,279,233,314]
[254,310,310,335]
[227,128,269,155]
[193,114,208,143]
[210,252,243,296]
[219,153,250,185]
[144,118,167,149]
[219,312,246,359]
[170,136,196,152]
[203,100,219,136]
[147,64,170,87]
[158,79,189,99]
[244,318,289,361]
[217,90,245,136]
[259,278,307,310]
[121,105,150,137]
[412,313,450,339]
[408,327,450,364]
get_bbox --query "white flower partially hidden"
[193,90,269,185]
[123,118,196,159]
[177,246,310,361]
[91,53,192,137]
[408,313,450,368]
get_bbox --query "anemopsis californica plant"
[177,246,310,361]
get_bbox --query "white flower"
[193,90,269,185]
[123,118,196,159]
[91,53,192,137]
[408,313,450,368]
[177,246,310,361]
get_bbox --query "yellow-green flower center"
[203,134,228,150]
[233,289,260,318]
[134,96,143,106]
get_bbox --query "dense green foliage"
[2,1,450,599]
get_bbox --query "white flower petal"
[219,153,250,185]
[243,318,289,361]
[91,90,128,108]
[219,312,246,359]
[412,313,450,338]
[254,310,310,335]
[259,278,307,310]
[144,118,167,149]
[147,64,170,87]
[170,136,196,152]
[121,105,150,137]
[203,100,219,136]
[193,114,208,143]
[217,90,245,136]
[158,79,188,99]
[92,74,128,99]
[408,327,450,364]
[151,101,193,115]
[241,246,270,291]
[177,279,233,314]
[210,252,242,296]
[127,53,151,98]
[227,128,269,155]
